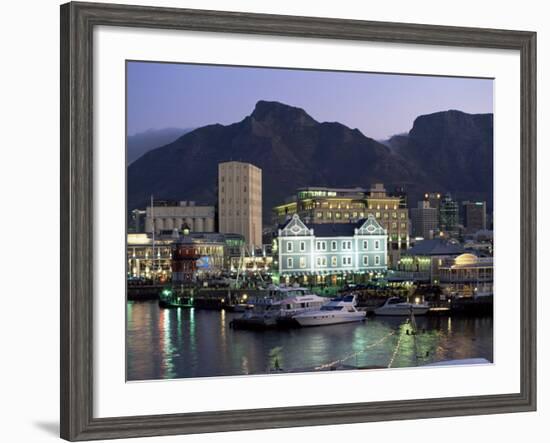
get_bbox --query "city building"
[276,213,388,286]
[439,253,493,297]
[272,184,409,259]
[439,193,460,237]
[396,238,464,284]
[218,161,263,249]
[424,192,442,213]
[463,201,487,233]
[127,230,246,281]
[410,201,439,239]
[144,200,215,234]
[130,208,146,233]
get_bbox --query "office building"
[463,201,487,233]
[218,161,263,249]
[410,201,439,239]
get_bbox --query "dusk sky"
[127,61,493,140]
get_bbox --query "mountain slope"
[127,101,493,223]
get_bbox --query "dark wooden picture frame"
[60,2,536,441]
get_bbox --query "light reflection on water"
[126,301,493,381]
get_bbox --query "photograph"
[125,61,495,381]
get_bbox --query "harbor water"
[127,300,493,381]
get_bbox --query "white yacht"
[231,286,327,329]
[293,294,366,327]
[374,297,430,316]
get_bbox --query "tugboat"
[158,225,198,309]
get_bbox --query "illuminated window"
[335,212,342,219]
[316,256,327,267]
[300,257,306,268]
[331,256,337,267]
[316,212,323,219]
[326,212,332,219]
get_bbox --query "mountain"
[395,110,493,205]
[127,101,493,223]
[127,127,193,164]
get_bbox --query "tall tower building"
[463,201,487,233]
[439,193,459,237]
[411,201,439,239]
[218,161,262,249]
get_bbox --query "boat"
[230,286,327,329]
[373,297,430,316]
[158,286,195,308]
[292,294,366,327]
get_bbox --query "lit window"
[300,257,306,268]
[331,256,337,267]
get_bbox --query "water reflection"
[126,301,493,381]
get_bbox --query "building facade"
[127,231,245,281]
[144,200,215,234]
[276,214,388,285]
[439,193,460,237]
[439,253,493,297]
[463,201,487,233]
[396,238,464,284]
[218,161,263,249]
[410,201,439,239]
[272,184,409,256]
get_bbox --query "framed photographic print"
[60,1,536,441]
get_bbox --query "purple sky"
[127,61,493,140]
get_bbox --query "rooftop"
[406,238,464,256]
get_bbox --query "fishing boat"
[230,286,327,329]
[158,286,195,308]
[374,297,430,316]
[293,294,366,327]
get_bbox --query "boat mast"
[151,194,155,281]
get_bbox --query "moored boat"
[158,287,195,308]
[293,294,366,327]
[373,297,430,316]
[231,286,327,329]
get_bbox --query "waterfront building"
[410,201,439,239]
[439,253,493,297]
[272,184,409,260]
[127,230,245,280]
[439,193,460,237]
[144,200,215,234]
[218,161,263,249]
[395,238,463,284]
[276,213,388,286]
[463,201,487,233]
